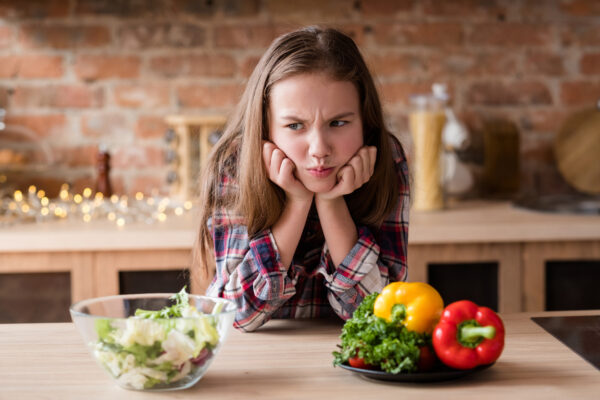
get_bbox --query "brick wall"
[0,0,599,198]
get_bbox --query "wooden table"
[0,310,598,399]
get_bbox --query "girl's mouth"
[307,167,334,178]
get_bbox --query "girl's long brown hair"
[193,26,400,289]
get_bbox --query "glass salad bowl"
[70,290,236,391]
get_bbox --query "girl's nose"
[308,129,331,160]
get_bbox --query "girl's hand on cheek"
[263,141,313,203]
[317,146,377,201]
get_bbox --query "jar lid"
[409,94,446,110]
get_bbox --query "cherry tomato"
[348,355,370,369]
[417,345,437,372]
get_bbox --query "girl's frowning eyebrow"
[279,111,356,122]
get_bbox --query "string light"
[1,184,193,227]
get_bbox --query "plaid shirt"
[206,135,409,331]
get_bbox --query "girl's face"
[268,73,364,193]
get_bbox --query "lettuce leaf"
[332,293,430,373]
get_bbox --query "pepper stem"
[390,304,406,324]
[458,320,496,348]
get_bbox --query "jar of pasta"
[409,93,447,211]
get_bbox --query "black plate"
[339,362,494,383]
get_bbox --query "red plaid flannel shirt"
[206,135,409,331]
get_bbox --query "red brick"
[562,23,600,46]
[4,114,67,139]
[75,55,140,81]
[560,81,600,106]
[117,24,206,49]
[380,81,435,106]
[330,24,367,47]
[520,0,560,20]
[466,81,553,106]
[560,0,600,16]
[219,0,260,16]
[580,53,600,75]
[240,55,262,78]
[423,0,507,19]
[523,52,566,76]
[12,85,104,108]
[55,145,98,167]
[0,26,13,48]
[0,57,20,78]
[468,23,553,46]
[0,0,69,18]
[113,84,170,108]
[366,52,429,78]
[0,55,63,78]
[20,25,111,49]
[265,0,354,17]
[374,22,464,47]
[517,109,568,133]
[214,25,281,48]
[149,54,236,78]
[81,113,130,138]
[75,0,191,17]
[438,51,519,76]
[112,145,166,169]
[177,83,243,109]
[459,109,494,134]
[0,87,8,107]
[369,51,517,79]
[360,0,413,15]
[136,116,168,139]
[170,0,216,17]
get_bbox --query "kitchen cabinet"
[0,201,599,320]
[408,201,600,312]
[0,217,201,306]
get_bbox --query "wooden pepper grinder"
[95,145,113,197]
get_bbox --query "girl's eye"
[330,120,347,127]
[287,123,303,131]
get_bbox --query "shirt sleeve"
[206,213,298,332]
[319,135,410,319]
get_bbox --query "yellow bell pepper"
[373,282,444,334]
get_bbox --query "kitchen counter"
[0,310,598,399]
[409,200,600,244]
[1,201,598,252]
[1,201,599,310]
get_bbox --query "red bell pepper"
[432,300,505,370]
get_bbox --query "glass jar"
[409,94,447,210]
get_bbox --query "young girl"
[194,26,409,332]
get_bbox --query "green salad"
[93,288,220,390]
[332,293,430,373]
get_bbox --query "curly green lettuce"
[332,293,431,374]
